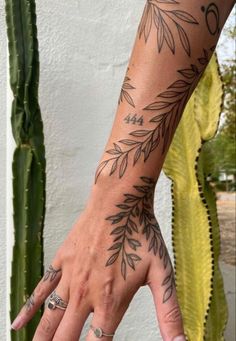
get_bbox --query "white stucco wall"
[0,1,235,340]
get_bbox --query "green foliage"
[5,0,45,339]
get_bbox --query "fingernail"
[173,335,186,341]
[11,316,23,330]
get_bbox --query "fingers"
[148,258,186,341]
[52,300,91,341]
[86,283,132,341]
[11,263,62,331]
[86,308,121,341]
[33,282,68,341]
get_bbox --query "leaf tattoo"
[95,48,212,182]
[43,265,61,282]
[105,176,169,281]
[25,292,35,312]
[119,76,136,108]
[162,265,176,303]
[138,0,198,56]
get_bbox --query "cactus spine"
[5,0,46,339]
[163,54,228,340]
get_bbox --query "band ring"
[90,325,115,338]
[47,290,68,311]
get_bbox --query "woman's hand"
[11,178,185,341]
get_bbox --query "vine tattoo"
[138,0,198,56]
[201,3,220,35]
[105,176,175,302]
[25,292,35,312]
[95,47,213,183]
[119,75,136,108]
[43,264,61,282]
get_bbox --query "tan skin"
[11,0,235,340]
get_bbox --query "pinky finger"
[11,263,62,331]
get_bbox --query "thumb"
[147,259,186,341]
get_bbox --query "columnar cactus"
[163,54,228,340]
[5,0,46,339]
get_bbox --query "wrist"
[84,169,156,216]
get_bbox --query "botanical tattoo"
[43,264,61,282]
[201,3,220,35]
[119,75,135,108]
[124,113,144,126]
[105,176,175,301]
[138,0,198,56]
[95,47,213,183]
[24,292,35,312]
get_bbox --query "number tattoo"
[201,3,220,35]
[138,0,199,56]
[124,113,144,126]
[95,47,214,183]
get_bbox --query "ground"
[216,192,235,341]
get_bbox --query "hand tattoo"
[43,264,61,282]
[138,0,198,56]
[95,47,214,183]
[201,3,220,35]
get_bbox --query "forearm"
[89,0,234,202]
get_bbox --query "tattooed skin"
[105,176,175,302]
[124,113,144,126]
[25,292,35,312]
[201,3,220,35]
[138,0,198,56]
[95,47,214,183]
[119,75,136,108]
[43,264,61,282]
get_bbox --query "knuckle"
[34,283,45,301]
[97,279,120,318]
[38,315,53,334]
[164,305,183,324]
[71,274,90,306]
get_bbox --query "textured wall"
[2,1,234,340]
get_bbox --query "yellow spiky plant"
[163,53,228,340]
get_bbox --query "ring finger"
[33,281,69,341]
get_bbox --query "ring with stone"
[90,324,115,338]
[47,290,68,311]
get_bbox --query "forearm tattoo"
[105,176,175,302]
[95,47,214,183]
[43,264,61,282]
[119,75,136,108]
[124,113,144,126]
[201,3,220,35]
[138,0,198,56]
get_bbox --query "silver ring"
[47,290,68,311]
[90,325,115,338]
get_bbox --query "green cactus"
[5,0,46,339]
[163,53,228,340]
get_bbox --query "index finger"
[11,263,62,331]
